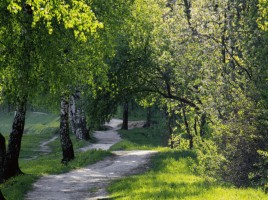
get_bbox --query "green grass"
[0,112,59,135]
[0,111,111,200]
[1,149,111,200]
[108,125,268,200]
[108,150,268,200]
[110,125,168,151]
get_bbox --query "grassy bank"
[108,126,268,200]
[110,119,168,151]
[0,111,111,200]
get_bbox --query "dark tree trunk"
[143,107,152,128]
[60,97,74,164]
[182,107,193,149]
[0,134,5,199]
[168,110,177,149]
[122,101,129,130]
[80,113,90,140]
[0,133,6,183]
[0,190,5,200]
[200,113,207,137]
[3,99,26,180]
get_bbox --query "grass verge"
[108,150,268,200]
[110,125,168,151]
[108,125,268,200]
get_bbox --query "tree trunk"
[0,134,5,200]
[122,101,129,130]
[0,133,5,183]
[182,107,193,149]
[75,108,83,140]
[143,107,152,128]
[80,112,90,140]
[69,90,89,140]
[200,113,207,137]
[60,97,74,164]
[69,95,76,136]
[3,99,26,180]
[0,190,5,200]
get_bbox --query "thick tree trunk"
[0,134,5,200]
[122,101,129,130]
[60,97,74,164]
[3,99,26,180]
[0,133,5,183]
[0,190,5,200]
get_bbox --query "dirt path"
[25,119,157,200]
[24,136,58,160]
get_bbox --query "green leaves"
[258,0,268,31]
[7,0,103,41]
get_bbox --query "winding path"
[25,119,157,200]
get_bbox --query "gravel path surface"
[25,119,157,200]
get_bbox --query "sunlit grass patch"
[108,150,268,200]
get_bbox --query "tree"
[0,133,5,200]
[0,0,103,178]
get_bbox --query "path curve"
[24,136,58,160]
[25,119,157,200]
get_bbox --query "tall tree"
[0,0,103,178]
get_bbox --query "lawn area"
[108,127,268,200]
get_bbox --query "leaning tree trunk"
[60,97,74,164]
[3,99,26,180]
[122,101,129,130]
